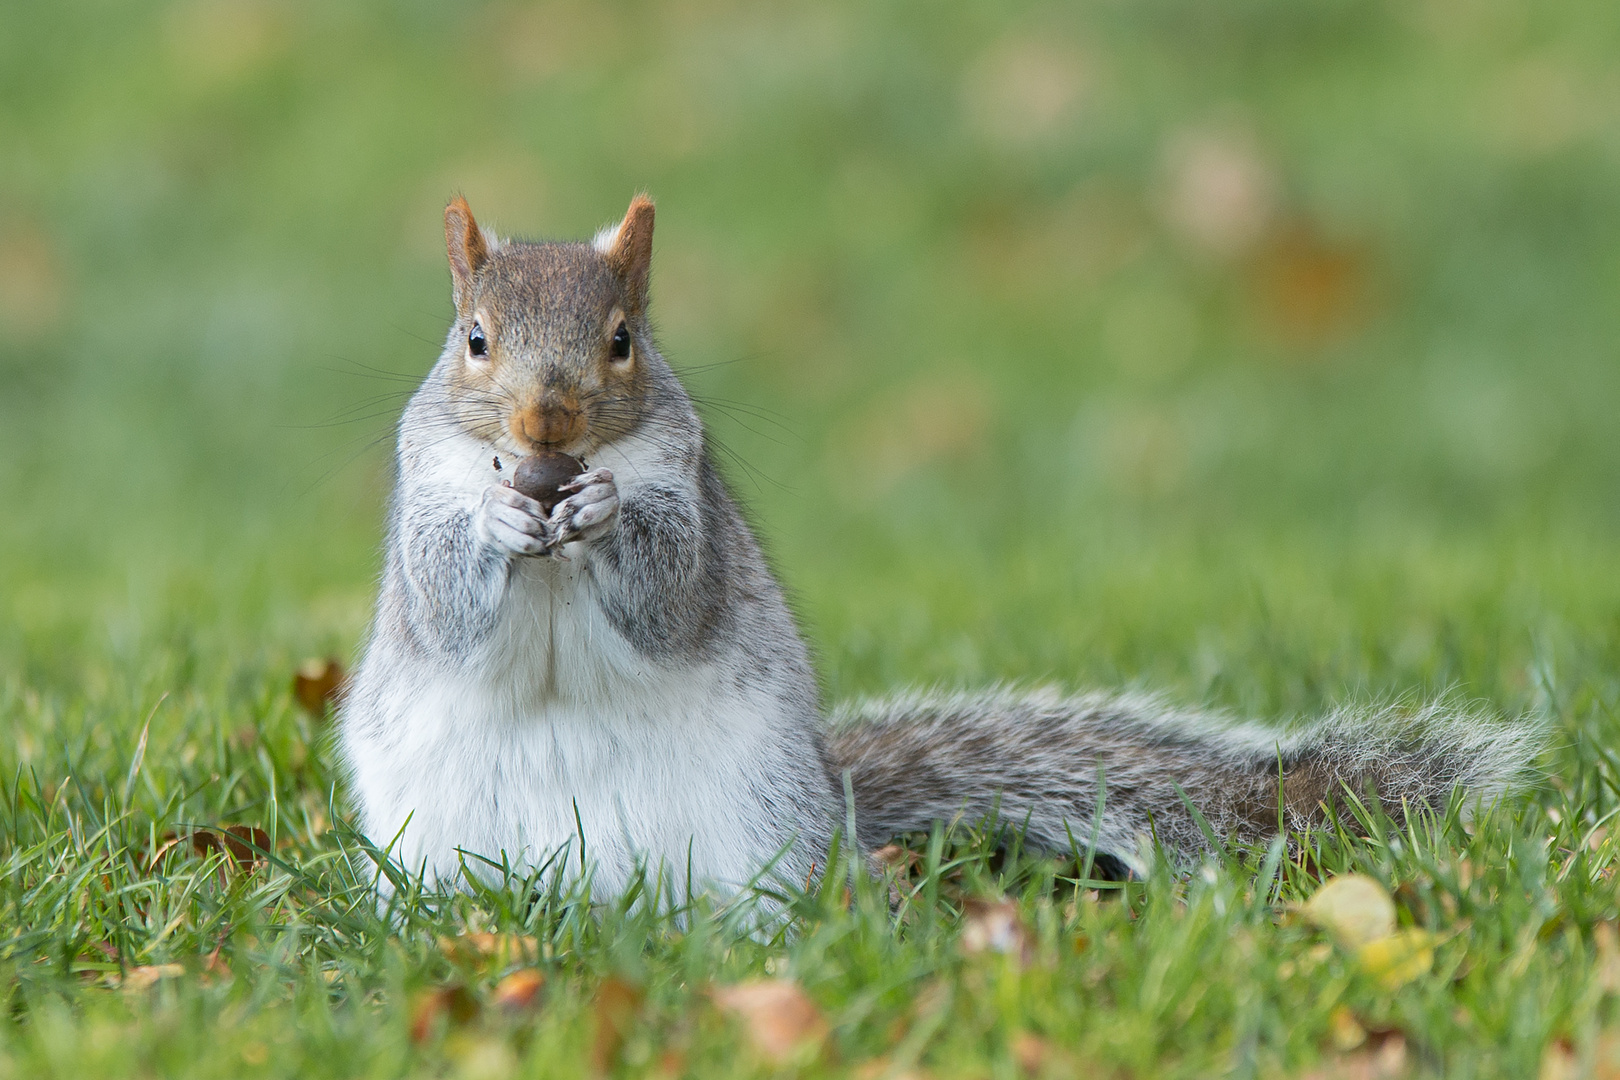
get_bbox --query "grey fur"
[829,688,1544,869]
[340,213,1544,896]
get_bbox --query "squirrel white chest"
[348,561,794,898]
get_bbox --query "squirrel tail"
[824,688,1543,873]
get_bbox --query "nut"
[510,452,584,513]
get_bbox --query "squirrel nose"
[512,399,586,450]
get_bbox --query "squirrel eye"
[610,322,631,361]
[468,323,488,358]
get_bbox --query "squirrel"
[337,194,1540,900]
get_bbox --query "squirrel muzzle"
[511,396,586,451]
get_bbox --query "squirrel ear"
[444,196,490,314]
[597,194,654,310]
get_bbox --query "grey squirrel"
[337,195,1538,899]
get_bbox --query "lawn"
[4,0,1620,1076]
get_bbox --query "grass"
[5,0,1620,1075]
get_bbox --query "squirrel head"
[440,194,657,457]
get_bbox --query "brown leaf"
[438,932,540,969]
[293,657,346,716]
[409,984,480,1044]
[492,968,544,1011]
[1300,1032,1407,1080]
[1011,1031,1049,1075]
[711,978,828,1064]
[216,825,271,870]
[1541,1037,1579,1080]
[872,843,921,874]
[1596,923,1620,993]
[117,963,185,990]
[853,1058,934,1080]
[590,976,644,1073]
[1249,223,1370,351]
[960,897,1033,965]
[151,825,270,875]
[198,947,232,987]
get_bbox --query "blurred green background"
[3,0,1619,723]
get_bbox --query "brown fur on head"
[440,196,656,457]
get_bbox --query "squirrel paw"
[477,484,559,557]
[551,467,619,546]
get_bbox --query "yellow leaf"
[118,964,185,990]
[436,933,539,968]
[1356,929,1434,991]
[1328,1005,1367,1051]
[1303,874,1396,950]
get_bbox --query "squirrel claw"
[558,467,614,494]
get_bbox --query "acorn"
[509,452,585,514]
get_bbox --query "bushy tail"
[824,688,1543,873]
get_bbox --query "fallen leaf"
[1160,121,1277,260]
[1596,923,1620,993]
[1303,875,1396,950]
[1329,1005,1367,1051]
[118,964,185,990]
[492,968,544,1011]
[409,984,480,1044]
[1356,928,1434,991]
[150,825,270,876]
[213,825,271,870]
[711,978,828,1064]
[293,657,346,716]
[1540,1037,1578,1080]
[1300,1032,1407,1080]
[198,948,232,987]
[590,976,644,1073]
[1011,1030,1049,1074]
[853,1058,934,1080]
[1249,223,1370,350]
[960,898,1033,965]
[871,843,921,874]
[438,932,539,969]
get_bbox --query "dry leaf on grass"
[1303,875,1396,950]
[1328,1006,1367,1051]
[1010,1031,1050,1074]
[1302,874,1433,989]
[871,843,921,874]
[1356,929,1435,992]
[960,898,1033,965]
[293,657,346,716]
[115,963,185,990]
[409,984,480,1044]
[1540,1038,1579,1080]
[853,1057,934,1080]
[437,932,539,969]
[1300,1032,1407,1080]
[590,976,644,1073]
[150,825,270,875]
[492,968,544,1011]
[711,978,828,1064]
[1596,923,1620,993]
[198,948,232,987]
